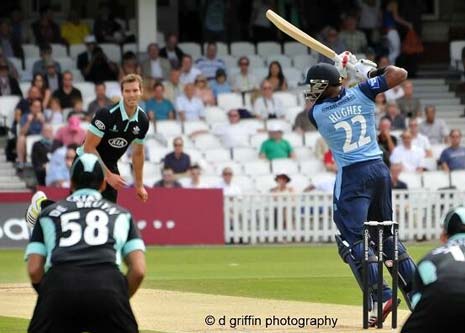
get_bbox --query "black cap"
[70,153,105,190]
[442,207,465,237]
[305,63,342,86]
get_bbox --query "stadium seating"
[255,175,276,193]
[232,147,258,161]
[398,172,422,189]
[183,120,209,136]
[274,91,298,108]
[271,158,299,174]
[155,120,182,137]
[23,44,40,58]
[70,44,86,59]
[0,95,21,128]
[51,44,68,57]
[243,160,270,176]
[203,148,231,162]
[100,43,121,63]
[179,42,202,59]
[205,106,228,124]
[450,40,465,70]
[266,54,292,68]
[293,147,313,161]
[247,54,265,68]
[257,42,281,57]
[203,42,229,56]
[422,171,451,190]
[299,160,325,176]
[451,170,465,190]
[213,161,242,175]
[193,133,222,149]
[230,42,255,57]
[217,93,243,110]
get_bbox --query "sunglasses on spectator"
[223,172,233,176]
[262,86,272,90]
[174,143,183,147]
[239,62,249,66]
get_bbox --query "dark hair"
[29,98,43,109]
[122,51,137,61]
[163,166,174,172]
[443,208,465,237]
[39,43,52,53]
[237,56,249,66]
[266,61,285,89]
[32,73,49,92]
[95,81,106,87]
[182,54,192,61]
[71,154,105,191]
[189,164,201,171]
[153,82,164,90]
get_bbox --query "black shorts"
[401,287,465,333]
[28,264,138,333]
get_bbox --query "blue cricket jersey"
[309,76,390,198]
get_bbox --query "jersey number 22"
[334,115,371,153]
[59,210,109,247]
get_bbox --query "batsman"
[304,55,417,325]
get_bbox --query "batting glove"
[334,51,357,78]
[353,59,378,80]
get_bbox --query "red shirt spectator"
[55,115,86,146]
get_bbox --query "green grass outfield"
[0,243,436,331]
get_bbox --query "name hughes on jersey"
[328,105,363,123]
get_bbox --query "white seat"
[421,157,438,171]
[431,144,447,160]
[217,93,243,110]
[283,67,303,88]
[179,42,202,59]
[26,134,42,163]
[203,148,231,162]
[205,106,228,124]
[213,161,242,175]
[309,172,336,192]
[255,175,276,193]
[165,134,194,148]
[157,32,166,47]
[243,160,270,176]
[156,120,182,138]
[274,91,298,108]
[293,54,317,71]
[122,43,137,54]
[222,55,237,69]
[294,147,313,161]
[8,57,23,71]
[203,42,228,56]
[233,147,258,162]
[0,95,21,127]
[230,42,255,57]
[247,54,265,68]
[283,42,307,56]
[398,172,422,189]
[284,106,303,124]
[70,44,86,59]
[193,133,222,149]
[103,81,121,99]
[73,82,96,100]
[422,171,450,190]
[202,175,223,187]
[25,57,40,73]
[51,43,68,57]
[241,118,265,132]
[304,132,322,149]
[234,175,256,193]
[100,43,121,63]
[250,132,269,148]
[183,148,203,164]
[451,170,465,190]
[450,40,465,69]
[56,57,75,71]
[146,143,169,164]
[19,82,31,97]
[288,173,310,193]
[183,120,209,136]
[23,44,40,58]
[266,54,292,68]
[143,162,162,187]
[271,158,299,174]
[266,119,292,132]
[283,132,304,147]
[117,161,134,185]
[252,67,268,82]
[299,160,325,176]
[70,69,84,82]
[257,42,281,57]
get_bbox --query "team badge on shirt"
[94,120,105,130]
[132,126,140,135]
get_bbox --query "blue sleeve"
[358,76,389,101]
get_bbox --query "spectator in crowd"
[16,99,45,170]
[397,80,420,118]
[294,109,316,133]
[31,73,51,108]
[390,129,425,172]
[210,109,257,148]
[93,2,125,44]
[210,68,231,99]
[13,86,42,131]
[385,101,406,130]
[159,33,184,68]
[84,46,118,82]
[54,115,86,146]
[31,6,65,45]
[195,42,226,81]
[51,71,82,109]
[253,80,284,119]
[409,117,432,157]
[87,82,113,118]
[31,124,53,186]
[140,43,170,81]
[377,116,398,163]
[119,51,141,81]
[439,129,465,171]
[154,167,182,188]
[266,61,288,92]
[324,150,337,173]
[203,0,226,41]
[420,105,449,144]
[44,58,63,93]
[43,97,64,125]
[390,163,408,189]
[0,19,23,59]
[45,144,78,187]
[374,92,387,127]
[194,74,215,106]
[250,0,275,41]
[60,10,90,45]
[0,61,21,96]
[164,67,184,105]
[259,123,295,160]
[139,78,154,110]
[145,82,176,121]
[0,47,20,80]
[217,167,241,196]
[383,0,413,64]
[175,83,205,121]
[66,99,87,121]
[10,7,28,44]
[163,137,191,175]
[358,0,381,46]
[270,174,294,193]
[180,54,202,85]
[32,44,61,76]
[77,35,97,76]
[231,56,259,93]
[339,15,368,54]
[317,27,345,63]
[181,164,209,188]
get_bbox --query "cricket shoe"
[368,298,400,327]
[25,191,47,226]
